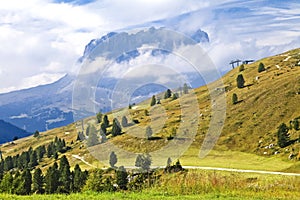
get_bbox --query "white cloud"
[0,0,300,93]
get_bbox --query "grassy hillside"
[1,48,300,173]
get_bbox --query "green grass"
[0,191,298,200]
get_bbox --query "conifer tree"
[29,150,38,168]
[135,154,152,172]
[96,112,102,123]
[183,83,189,94]
[103,115,109,128]
[111,118,122,137]
[277,123,290,148]
[0,172,13,193]
[33,168,44,194]
[21,168,32,195]
[72,164,84,192]
[45,163,59,194]
[164,89,172,99]
[145,126,153,140]
[109,151,117,168]
[150,95,156,106]
[258,62,265,73]
[232,93,238,105]
[116,166,128,190]
[87,125,99,147]
[236,74,245,88]
[121,116,128,127]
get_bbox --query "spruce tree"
[150,95,156,106]
[109,151,117,168]
[232,93,238,105]
[33,168,44,194]
[277,123,290,148]
[111,118,122,137]
[121,116,128,127]
[87,125,99,147]
[45,163,59,194]
[164,89,172,99]
[72,164,84,192]
[116,166,128,190]
[96,112,102,123]
[0,172,13,193]
[103,115,109,128]
[183,83,189,94]
[33,130,40,138]
[100,123,107,135]
[21,168,32,195]
[236,74,245,88]
[258,62,265,73]
[135,154,152,172]
[145,126,153,140]
[29,150,38,168]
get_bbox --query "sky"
[0,0,300,93]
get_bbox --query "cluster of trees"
[0,155,87,195]
[0,137,68,175]
[46,137,67,158]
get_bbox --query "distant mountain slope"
[0,120,30,143]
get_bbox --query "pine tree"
[145,126,153,140]
[164,89,172,99]
[33,168,44,194]
[167,157,172,166]
[3,156,13,171]
[100,123,107,135]
[29,150,38,168]
[150,95,156,106]
[33,130,40,138]
[72,164,84,192]
[21,168,32,195]
[87,125,99,147]
[172,93,179,100]
[99,128,107,143]
[236,74,245,88]
[116,166,128,190]
[183,83,189,94]
[96,112,102,123]
[258,62,265,73]
[111,118,122,137]
[12,171,23,195]
[0,172,13,193]
[109,151,117,168]
[45,163,59,194]
[103,115,109,128]
[232,93,238,104]
[121,116,128,127]
[277,123,290,148]
[82,168,104,192]
[135,154,152,172]
[36,145,46,161]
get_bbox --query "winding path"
[70,155,300,176]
